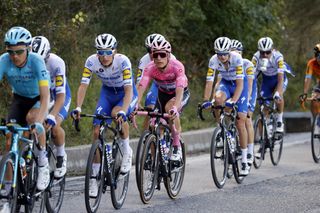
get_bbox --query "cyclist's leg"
[246,79,257,164]
[214,80,229,120]
[142,82,158,130]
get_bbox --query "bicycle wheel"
[45,145,65,213]
[84,139,105,213]
[110,140,130,209]
[210,127,228,189]
[135,130,151,191]
[164,139,186,199]
[311,114,320,163]
[253,118,266,169]
[0,153,18,212]
[270,131,283,166]
[232,129,245,184]
[139,134,158,204]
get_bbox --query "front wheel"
[253,118,266,169]
[210,127,228,189]
[84,139,105,213]
[270,132,283,166]
[311,114,320,163]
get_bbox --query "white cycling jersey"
[206,51,244,82]
[252,50,285,76]
[81,53,133,87]
[46,53,67,94]
[136,53,176,84]
[243,58,254,79]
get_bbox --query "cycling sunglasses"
[7,48,27,56]
[152,52,167,59]
[260,50,272,55]
[217,52,229,56]
[97,49,114,56]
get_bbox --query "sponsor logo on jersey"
[137,70,142,78]
[123,69,132,80]
[56,75,64,87]
[278,60,284,68]
[82,68,92,78]
[207,68,214,76]
[246,67,254,75]
[85,60,93,68]
[236,66,243,75]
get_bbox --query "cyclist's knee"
[93,125,100,140]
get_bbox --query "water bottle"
[106,144,112,162]
[161,139,169,161]
[267,119,273,138]
[20,157,27,179]
[226,131,235,152]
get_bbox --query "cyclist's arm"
[137,66,152,106]
[122,85,133,113]
[276,58,285,95]
[76,83,89,108]
[303,77,312,94]
[37,82,49,123]
[50,93,65,117]
[246,66,254,98]
[203,68,215,101]
[174,87,184,109]
[232,78,243,103]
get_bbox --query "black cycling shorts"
[7,93,40,126]
[156,88,190,113]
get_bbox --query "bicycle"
[0,122,46,213]
[198,102,245,189]
[133,110,186,204]
[253,97,284,169]
[73,113,129,212]
[44,129,66,213]
[301,97,320,163]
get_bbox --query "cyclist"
[31,36,70,178]
[0,26,50,191]
[71,33,137,197]
[299,43,320,133]
[252,37,287,133]
[137,39,190,161]
[201,37,250,176]
[230,39,255,165]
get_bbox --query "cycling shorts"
[249,78,257,112]
[216,78,248,113]
[156,88,190,114]
[93,85,138,125]
[50,83,71,120]
[260,73,288,99]
[7,93,40,126]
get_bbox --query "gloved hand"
[169,106,179,119]
[299,93,307,102]
[225,99,235,108]
[46,114,56,127]
[116,110,127,122]
[273,91,281,100]
[70,107,81,119]
[201,100,212,109]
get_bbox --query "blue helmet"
[4,26,32,46]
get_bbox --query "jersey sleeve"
[207,58,216,82]
[34,57,49,87]
[54,59,67,94]
[245,60,254,79]
[121,58,133,87]
[175,63,188,88]
[235,56,244,79]
[81,58,94,85]
[138,65,152,89]
[305,60,314,79]
[276,56,285,74]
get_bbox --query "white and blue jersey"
[81,53,137,125]
[46,53,71,120]
[206,51,248,113]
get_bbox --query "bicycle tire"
[135,130,151,191]
[311,114,320,163]
[45,144,65,213]
[84,139,105,213]
[253,118,266,169]
[232,128,244,184]
[138,134,158,204]
[0,152,18,212]
[110,140,130,209]
[270,133,283,166]
[164,139,186,199]
[210,127,228,189]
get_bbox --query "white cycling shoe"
[37,163,50,191]
[120,147,132,174]
[89,178,98,198]
[54,154,67,178]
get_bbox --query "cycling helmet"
[314,43,320,56]
[4,26,32,46]
[214,37,231,54]
[231,39,243,51]
[95,33,117,49]
[258,37,273,51]
[145,33,165,49]
[31,36,51,60]
[151,39,171,53]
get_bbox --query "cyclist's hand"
[225,99,235,108]
[70,107,81,120]
[201,100,212,109]
[45,114,56,130]
[273,91,282,102]
[299,93,307,103]
[169,106,179,120]
[116,110,127,123]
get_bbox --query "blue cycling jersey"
[0,52,49,98]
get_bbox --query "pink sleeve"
[176,63,188,88]
[138,65,152,89]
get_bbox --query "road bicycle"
[0,122,45,212]
[253,97,284,169]
[73,113,129,212]
[198,103,244,189]
[133,110,186,204]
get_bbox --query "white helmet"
[258,37,273,51]
[31,36,51,59]
[214,37,231,54]
[145,33,165,49]
[230,39,243,51]
[95,33,117,49]
[151,39,171,53]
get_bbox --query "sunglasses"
[260,50,272,55]
[152,52,167,59]
[217,52,229,56]
[97,49,114,56]
[7,49,26,56]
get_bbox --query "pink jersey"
[139,59,188,94]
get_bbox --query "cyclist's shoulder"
[271,50,283,59]
[169,58,184,69]
[114,53,132,69]
[307,57,317,66]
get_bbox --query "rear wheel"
[311,114,320,163]
[232,128,244,184]
[210,127,228,189]
[138,134,158,204]
[253,118,266,169]
[110,141,130,209]
[270,133,283,166]
[84,140,105,213]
